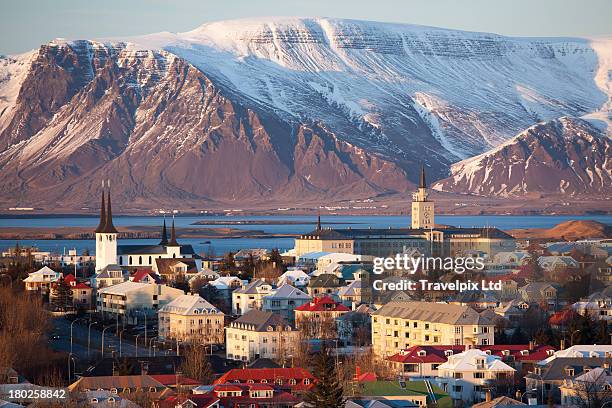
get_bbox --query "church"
[293,165,516,258]
[94,183,200,276]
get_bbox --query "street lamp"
[70,318,86,355]
[135,333,142,358]
[67,353,77,383]
[119,329,126,358]
[101,325,114,358]
[87,320,98,360]
[134,310,148,349]
[531,372,544,404]
[520,388,538,403]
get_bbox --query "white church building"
[92,184,201,287]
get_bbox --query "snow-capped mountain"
[0,18,610,209]
[433,117,611,197]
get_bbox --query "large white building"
[225,310,300,363]
[158,294,225,345]
[93,185,201,274]
[96,281,184,319]
[232,279,275,315]
[435,348,515,405]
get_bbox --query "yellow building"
[158,294,225,345]
[372,301,495,357]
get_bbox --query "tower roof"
[419,163,427,189]
[95,190,107,233]
[99,182,118,234]
[159,218,168,245]
[167,217,179,246]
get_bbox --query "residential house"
[209,276,243,302]
[155,258,201,282]
[158,294,224,345]
[294,296,350,338]
[96,281,184,320]
[225,310,300,363]
[559,367,612,407]
[518,282,561,309]
[337,279,363,308]
[62,273,94,309]
[128,268,163,284]
[371,301,495,357]
[276,269,310,288]
[436,348,515,405]
[306,273,344,298]
[232,279,275,315]
[213,367,315,396]
[23,266,61,293]
[191,383,300,407]
[336,304,374,346]
[262,284,311,323]
[68,375,171,400]
[92,264,127,289]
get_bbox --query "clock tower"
[411,164,435,229]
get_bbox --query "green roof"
[359,381,452,408]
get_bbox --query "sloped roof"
[266,284,310,300]
[234,279,274,294]
[438,349,515,372]
[372,301,492,326]
[472,396,526,407]
[159,294,222,315]
[232,310,290,332]
[295,296,350,312]
[338,280,362,297]
[308,273,342,288]
[68,375,166,392]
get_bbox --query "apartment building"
[371,301,495,357]
[225,310,300,363]
[232,279,275,315]
[96,281,184,319]
[158,294,225,345]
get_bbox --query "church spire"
[159,217,168,245]
[103,180,118,233]
[168,215,179,246]
[419,163,427,189]
[95,185,106,233]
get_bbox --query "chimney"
[529,340,534,351]
[560,339,566,350]
[485,390,492,402]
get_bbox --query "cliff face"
[433,117,612,197]
[0,18,610,209]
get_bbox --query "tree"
[51,277,73,312]
[303,345,345,408]
[180,345,215,384]
[510,327,528,344]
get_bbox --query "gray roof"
[231,310,290,332]
[95,264,126,278]
[372,301,492,326]
[309,273,343,288]
[266,284,310,299]
[233,279,273,294]
[526,357,608,381]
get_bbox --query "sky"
[1,0,612,55]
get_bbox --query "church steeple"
[95,187,106,233]
[159,217,168,245]
[419,163,427,189]
[317,211,321,230]
[103,181,118,233]
[167,216,179,246]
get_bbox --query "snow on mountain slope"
[0,18,610,208]
[127,17,609,157]
[432,117,612,197]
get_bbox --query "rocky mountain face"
[433,117,611,197]
[0,18,610,209]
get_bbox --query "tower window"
[149,256,152,264]
[138,256,142,264]
[119,256,123,265]
[129,256,132,265]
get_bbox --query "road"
[49,317,175,361]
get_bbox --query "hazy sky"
[1,0,611,54]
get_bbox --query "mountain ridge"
[0,17,610,210]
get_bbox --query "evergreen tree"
[304,346,345,408]
[510,327,527,344]
[51,277,73,311]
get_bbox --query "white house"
[277,269,310,288]
[537,256,579,272]
[96,281,184,319]
[435,348,515,405]
[262,284,311,322]
[23,266,62,293]
[232,279,275,315]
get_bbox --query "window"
[474,372,485,379]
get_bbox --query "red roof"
[295,296,351,312]
[64,274,76,284]
[149,374,202,386]
[214,368,315,391]
[387,344,557,364]
[248,383,274,391]
[130,268,162,283]
[357,372,377,382]
[549,309,579,326]
[214,384,243,392]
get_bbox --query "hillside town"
[0,171,611,408]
